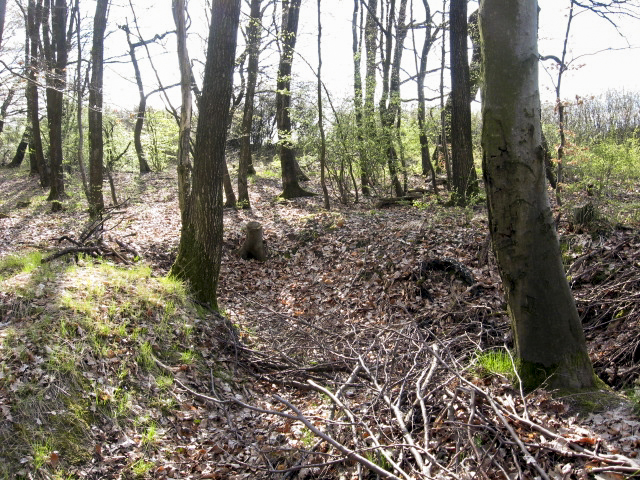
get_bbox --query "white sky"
[95,0,640,112]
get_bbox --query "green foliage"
[579,136,640,194]
[143,108,179,171]
[474,350,516,381]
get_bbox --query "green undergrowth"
[0,253,227,478]
[473,349,517,383]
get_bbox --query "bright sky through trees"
[101,0,640,111]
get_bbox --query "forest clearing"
[1,161,639,479]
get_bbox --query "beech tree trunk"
[450,0,476,205]
[276,0,313,199]
[238,0,263,209]
[361,0,377,196]
[88,0,109,216]
[480,0,594,389]
[173,0,192,220]
[170,0,241,308]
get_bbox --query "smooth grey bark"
[361,0,378,196]
[170,0,241,308]
[238,0,263,208]
[173,0,192,220]
[75,1,89,201]
[276,0,313,198]
[317,0,329,209]
[88,0,109,215]
[480,0,594,389]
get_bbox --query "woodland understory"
[1,164,639,479]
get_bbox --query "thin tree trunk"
[26,0,49,187]
[414,0,438,192]
[238,0,263,209]
[76,3,89,202]
[173,0,192,220]
[121,23,152,174]
[0,0,6,49]
[450,0,476,206]
[361,0,378,196]
[276,0,313,199]
[88,0,109,215]
[170,0,241,308]
[8,127,30,168]
[480,0,594,389]
[317,0,329,209]
[42,0,69,201]
[0,88,14,136]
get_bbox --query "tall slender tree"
[276,0,313,199]
[173,0,192,220]
[317,0,328,209]
[238,0,264,208]
[25,0,49,187]
[170,0,241,308]
[480,0,595,389]
[450,0,476,205]
[88,0,109,215]
[42,0,72,202]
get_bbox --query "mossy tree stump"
[237,221,267,261]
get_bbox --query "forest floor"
[0,162,639,479]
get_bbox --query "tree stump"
[237,221,267,261]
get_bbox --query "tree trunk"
[170,0,241,308]
[8,127,30,168]
[378,0,407,199]
[480,0,594,390]
[317,0,329,209]
[76,6,89,202]
[0,88,14,136]
[238,0,263,209]
[173,0,193,220]
[415,0,438,192]
[0,0,6,50]
[361,0,377,196]
[223,160,236,207]
[121,23,152,174]
[276,0,314,199]
[42,0,69,201]
[450,0,476,206]
[88,0,108,216]
[26,0,49,187]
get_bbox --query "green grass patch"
[474,349,517,381]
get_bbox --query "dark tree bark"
[42,0,70,201]
[26,0,49,187]
[170,0,241,308]
[8,127,30,168]
[450,0,476,206]
[238,0,263,209]
[88,0,109,216]
[276,0,313,199]
[173,0,193,220]
[120,23,152,174]
[0,0,6,49]
[480,0,594,389]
